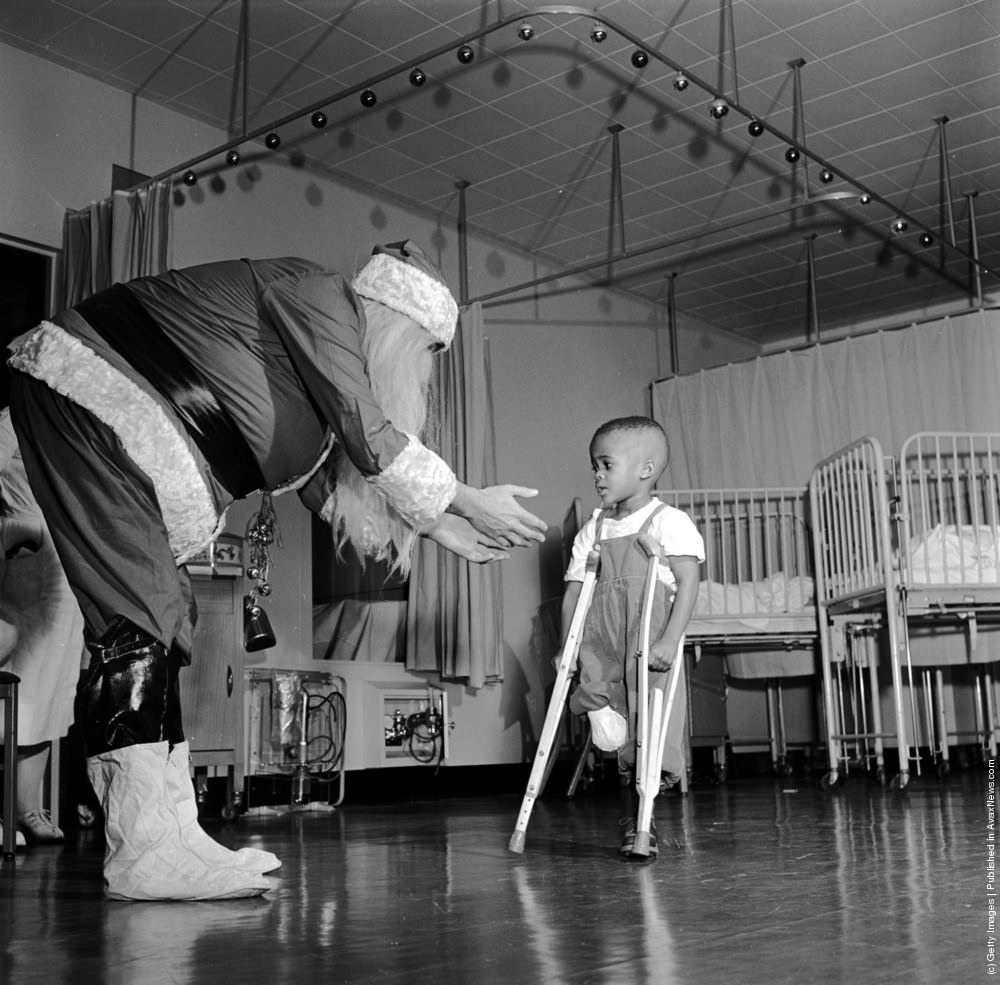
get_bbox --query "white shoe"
[1,820,27,848]
[165,741,280,874]
[17,809,64,844]
[87,741,271,901]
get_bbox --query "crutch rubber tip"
[629,831,653,857]
[508,831,526,854]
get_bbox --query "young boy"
[561,416,704,858]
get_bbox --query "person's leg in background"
[15,741,62,842]
[0,617,26,847]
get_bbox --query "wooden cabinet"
[182,571,245,817]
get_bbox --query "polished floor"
[0,765,989,985]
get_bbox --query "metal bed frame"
[656,488,820,777]
[809,432,1000,789]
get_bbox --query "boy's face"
[589,430,650,507]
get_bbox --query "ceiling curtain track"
[119,4,994,299]
[472,197,969,309]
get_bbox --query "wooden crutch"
[631,532,684,859]
[508,548,600,854]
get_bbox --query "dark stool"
[1,671,19,857]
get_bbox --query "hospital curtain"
[405,302,504,688]
[60,180,173,309]
[652,309,1000,489]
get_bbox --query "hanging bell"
[243,595,276,652]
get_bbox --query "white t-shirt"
[565,499,705,593]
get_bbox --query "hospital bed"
[656,488,820,777]
[809,432,1000,789]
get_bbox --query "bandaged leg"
[571,678,628,753]
[587,705,628,752]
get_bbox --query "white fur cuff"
[369,436,457,527]
[8,322,222,562]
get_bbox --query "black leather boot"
[77,616,184,755]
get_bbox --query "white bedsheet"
[906,524,1000,585]
[694,573,815,630]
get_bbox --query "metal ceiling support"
[724,0,741,106]
[788,59,809,202]
[965,190,983,308]
[240,0,250,139]
[667,272,680,376]
[455,180,471,305]
[804,234,820,342]
[472,197,855,305]
[607,124,627,266]
[935,116,958,247]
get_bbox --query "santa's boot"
[165,741,280,874]
[80,618,270,900]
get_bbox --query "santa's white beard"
[329,315,437,577]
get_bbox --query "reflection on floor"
[0,767,990,985]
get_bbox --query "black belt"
[75,283,265,498]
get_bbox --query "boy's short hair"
[591,416,670,478]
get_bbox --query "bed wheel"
[875,765,886,785]
[820,771,840,791]
[889,772,909,791]
[936,760,950,778]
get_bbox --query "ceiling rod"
[455,180,471,306]
[607,124,626,278]
[666,272,680,376]
[470,200,844,306]
[804,234,820,343]
[724,0,740,106]
[790,60,823,343]
[788,58,809,202]
[935,116,958,247]
[965,190,983,308]
[470,192,970,307]
[240,0,250,140]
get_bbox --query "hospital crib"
[658,487,820,778]
[809,432,1000,789]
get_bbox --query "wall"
[0,41,759,773]
[0,44,222,250]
